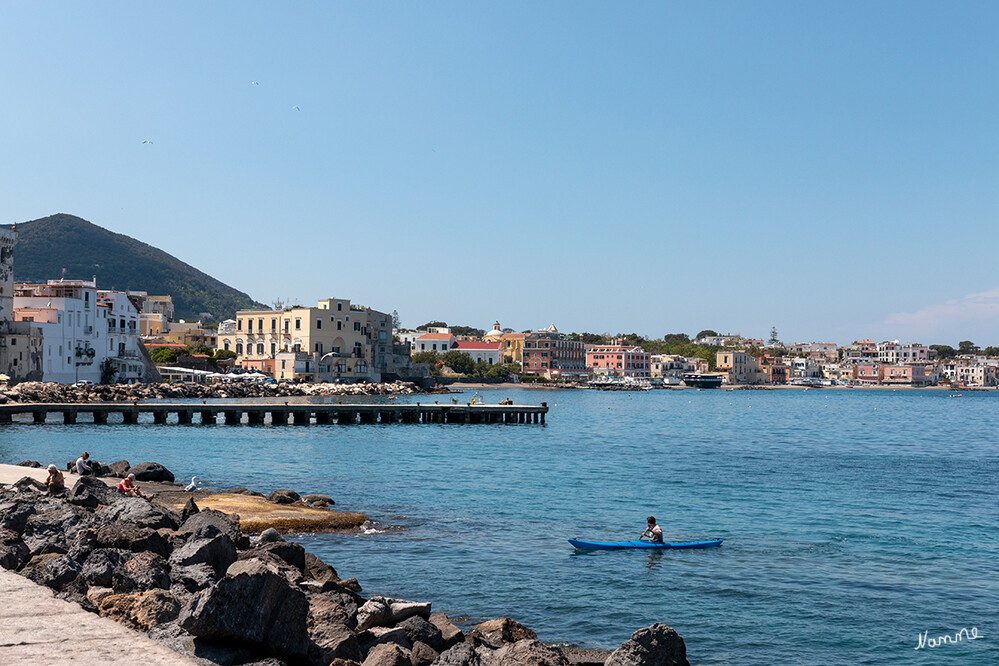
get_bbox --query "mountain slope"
[7,214,265,320]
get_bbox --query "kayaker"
[641,516,663,543]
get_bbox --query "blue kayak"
[569,538,723,550]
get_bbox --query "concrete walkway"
[0,569,195,665]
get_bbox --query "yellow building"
[500,332,525,364]
[216,297,398,381]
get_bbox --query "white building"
[98,290,147,382]
[412,333,456,354]
[14,279,105,383]
[453,341,501,365]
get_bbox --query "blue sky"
[2,2,997,345]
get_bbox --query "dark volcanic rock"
[108,460,131,477]
[95,523,169,557]
[307,594,362,664]
[16,460,42,468]
[396,615,445,653]
[67,476,120,508]
[0,527,30,571]
[253,541,305,572]
[99,590,183,631]
[102,498,180,530]
[179,558,310,658]
[362,643,411,666]
[266,489,300,505]
[180,497,199,523]
[41,553,82,590]
[604,623,689,666]
[469,617,536,648]
[304,551,338,584]
[127,462,175,483]
[81,548,132,588]
[494,639,570,666]
[434,643,492,666]
[169,562,218,594]
[178,508,242,545]
[410,641,439,666]
[429,614,465,650]
[301,493,334,507]
[169,531,237,578]
[114,550,171,592]
[257,527,284,543]
[220,487,266,498]
[0,500,35,534]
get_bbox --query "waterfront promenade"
[0,569,195,665]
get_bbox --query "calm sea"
[1,388,996,664]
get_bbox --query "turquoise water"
[1,388,996,664]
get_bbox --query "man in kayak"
[641,516,663,544]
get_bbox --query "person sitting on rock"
[641,516,664,544]
[75,451,93,476]
[118,473,145,498]
[45,465,65,496]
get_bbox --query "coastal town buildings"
[716,350,764,384]
[786,342,839,363]
[454,340,502,365]
[877,341,930,365]
[0,226,44,382]
[412,333,456,354]
[841,340,879,363]
[97,290,149,383]
[217,297,414,382]
[522,325,587,379]
[587,340,652,377]
[500,333,525,364]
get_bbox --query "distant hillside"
[6,214,265,321]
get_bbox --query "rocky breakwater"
[0,380,440,404]
[0,479,691,666]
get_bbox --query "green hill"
[6,213,265,321]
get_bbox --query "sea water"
[1,388,995,664]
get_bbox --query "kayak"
[569,538,723,550]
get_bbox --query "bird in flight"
[142,140,153,144]
[292,105,300,111]
[251,81,259,85]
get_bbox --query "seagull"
[142,140,153,144]
[251,81,259,85]
[292,105,300,111]
[184,476,200,492]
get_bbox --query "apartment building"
[522,325,586,379]
[877,340,930,364]
[217,297,411,382]
[588,341,652,377]
[716,350,764,384]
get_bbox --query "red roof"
[455,341,500,351]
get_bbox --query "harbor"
[0,401,548,425]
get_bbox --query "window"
[337,303,342,311]
[237,319,243,331]
[337,320,342,330]
[316,318,322,329]
[354,322,361,331]
[224,341,230,351]
[236,343,243,355]
[295,318,301,330]
[248,319,253,333]
[257,343,264,355]
[284,321,290,333]
[271,319,277,332]
[270,343,276,355]
[258,318,263,331]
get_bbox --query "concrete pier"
[0,402,549,426]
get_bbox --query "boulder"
[396,615,445,653]
[0,527,30,571]
[126,462,175,483]
[81,548,132,587]
[221,487,266,498]
[493,640,569,666]
[604,624,689,666]
[16,460,42,468]
[470,617,536,647]
[356,596,432,632]
[305,551,338,583]
[98,590,183,631]
[169,562,218,594]
[67,476,120,508]
[178,509,242,545]
[253,541,305,572]
[362,643,411,666]
[148,621,261,666]
[307,594,362,664]
[108,460,131,477]
[180,497,199,523]
[102,498,180,530]
[429,614,466,649]
[95,523,169,557]
[235,548,303,586]
[434,643,493,666]
[86,585,116,606]
[0,501,35,534]
[41,553,81,590]
[257,527,284,543]
[169,531,237,578]
[267,489,301,505]
[358,626,411,653]
[115,550,171,592]
[410,641,440,666]
[559,647,613,665]
[301,493,335,507]
[179,558,310,658]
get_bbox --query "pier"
[0,402,548,426]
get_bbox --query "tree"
[214,349,237,360]
[930,344,957,359]
[412,351,439,365]
[450,325,484,337]
[418,321,447,330]
[768,327,779,345]
[391,310,401,330]
[485,364,510,379]
[441,350,475,375]
[695,330,718,341]
[983,346,999,357]
[579,332,606,344]
[99,358,117,384]
[958,340,980,355]
[191,343,214,356]
[663,333,690,346]
[151,347,179,364]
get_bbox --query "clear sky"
[2,2,997,345]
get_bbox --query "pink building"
[882,364,928,385]
[586,341,651,377]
